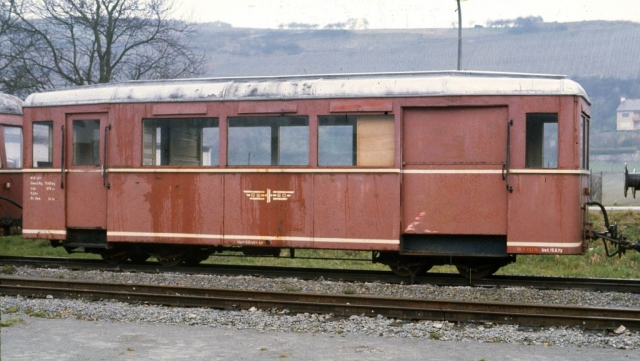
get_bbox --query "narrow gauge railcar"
[0,94,23,235]
[21,71,591,278]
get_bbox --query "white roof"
[617,99,640,112]
[0,93,23,115]
[24,71,590,107]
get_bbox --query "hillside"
[193,21,640,139]
[196,21,640,79]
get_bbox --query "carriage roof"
[0,93,23,115]
[24,71,590,107]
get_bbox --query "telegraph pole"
[457,0,462,70]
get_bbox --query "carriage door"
[402,107,509,243]
[65,114,109,230]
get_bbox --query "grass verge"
[2,211,639,279]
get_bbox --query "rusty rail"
[2,256,640,293]
[2,275,639,330]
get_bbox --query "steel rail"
[2,256,640,293]
[1,275,639,330]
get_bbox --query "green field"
[3,210,639,279]
[590,160,640,174]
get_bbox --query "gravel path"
[2,266,639,351]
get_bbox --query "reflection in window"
[33,122,53,168]
[228,116,308,166]
[525,113,558,168]
[318,115,394,166]
[3,126,22,168]
[73,119,100,165]
[143,118,219,166]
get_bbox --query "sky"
[177,0,640,29]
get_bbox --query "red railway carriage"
[21,71,591,277]
[0,93,23,235]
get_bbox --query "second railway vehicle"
[0,93,23,235]
[20,71,606,278]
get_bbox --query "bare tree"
[0,1,38,95]
[0,2,15,76]
[1,0,207,96]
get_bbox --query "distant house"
[617,98,640,130]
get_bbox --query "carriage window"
[228,116,308,166]
[33,122,53,168]
[581,114,589,170]
[318,115,394,166]
[73,119,100,165]
[525,113,558,168]
[143,118,218,166]
[3,126,22,168]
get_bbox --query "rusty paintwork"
[21,72,591,257]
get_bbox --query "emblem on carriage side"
[244,189,294,203]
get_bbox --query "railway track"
[2,256,640,293]
[1,275,639,330]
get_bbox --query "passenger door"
[65,114,109,229]
[402,107,509,236]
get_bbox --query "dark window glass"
[318,116,355,166]
[73,119,100,166]
[228,116,309,166]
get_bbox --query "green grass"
[2,211,639,279]
[0,236,99,259]
[590,160,640,174]
[0,317,25,328]
[204,249,387,270]
[497,211,640,279]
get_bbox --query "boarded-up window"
[318,115,394,166]
[356,116,394,166]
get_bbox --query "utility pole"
[457,0,462,70]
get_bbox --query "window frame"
[3,125,23,169]
[227,115,309,167]
[318,114,395,167]
[525,113,559,169]
[72,119,101,166]
[141,117,220,167]
[32,121,54,168]
[581,113,590,170]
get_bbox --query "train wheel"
[156,254,184,267]
[455,264,499,279]
[101,250,128,264]
[389,263,432,278]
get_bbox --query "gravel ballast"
[2,266,639,350]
